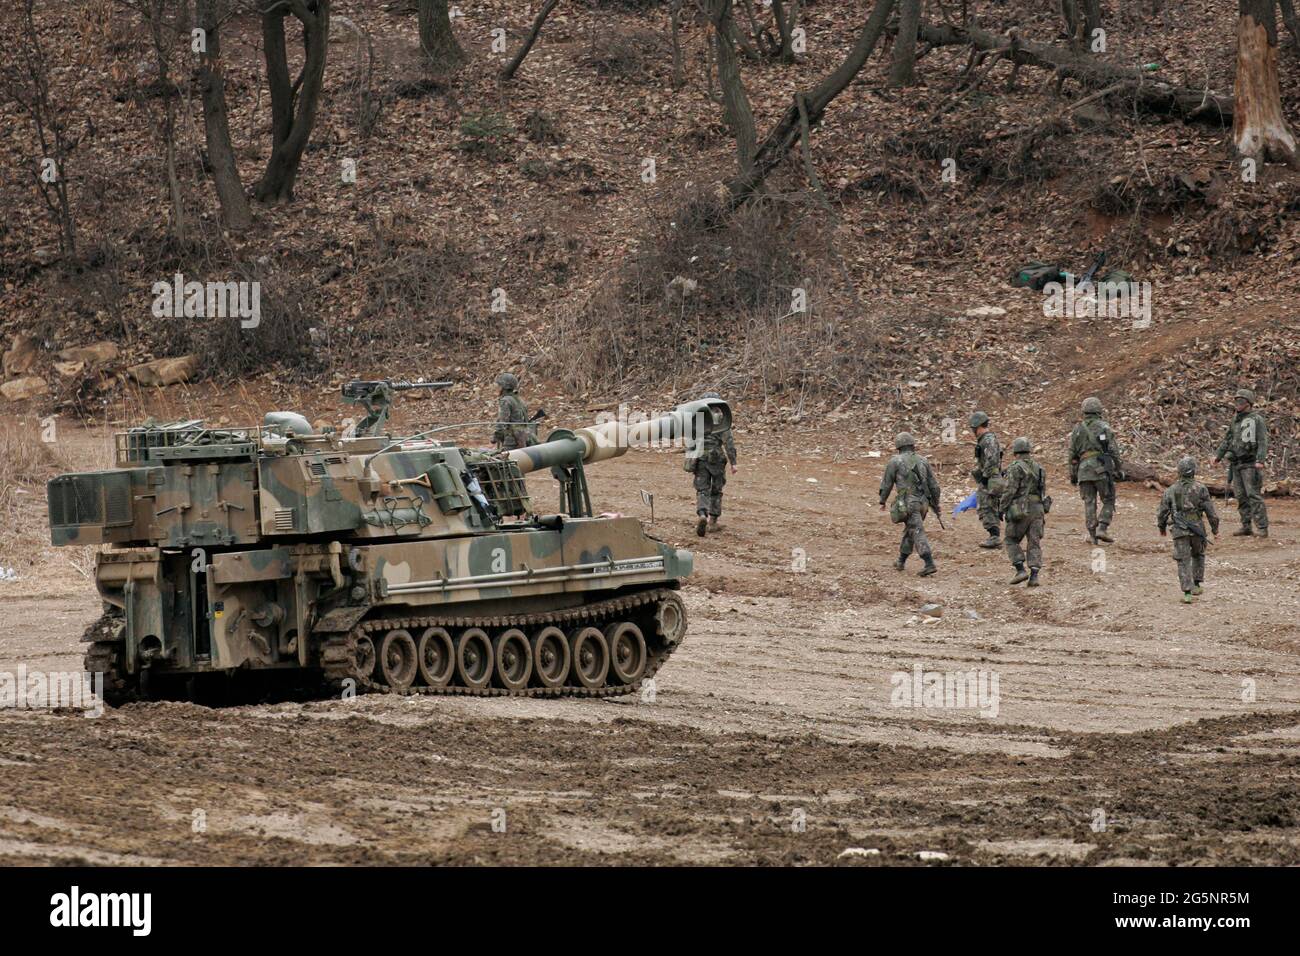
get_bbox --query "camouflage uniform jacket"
[494,393,530,448]
[1157,478,1220,540]
[880,451,940,514]
[1215,410,1268,464]
[1000,456,1047,519]
[1069,415,1122,483]
[691,427,737,470]
[974,432,1003,486]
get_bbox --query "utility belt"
[1228,457,1256,469]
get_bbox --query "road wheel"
[378,629,418,689]
[417,627,455,687]
[531,626,570,688]
[568,626,609,689]
[456,628,494,690]
[605,621,647,684]
[492,629,533,691]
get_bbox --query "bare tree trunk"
[197,0,251,229]
[255,0,331,204]
[1279,0,1300,48]
[1234,0,1297,165]
[888,0,921,86]
[1082,0,1102,46]
[770,0,800,63]
[417,0,464,70]
[501,0,560,80]
[670,0,685,89]
[707,0,757,175]
[729,0,898,200]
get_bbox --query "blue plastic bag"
[953,490,979,515]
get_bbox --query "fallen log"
[916,23,1234,124]
[1123,460,1295,497]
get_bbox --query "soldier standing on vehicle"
[1000,437,1049,587]
[687,392,737,537]
[1157,456,1220,604]
[1213,387,1269,538]
[969,411,1005,549]
[879,432,941,577]
[493,373,531,451]
[1069,396,1123,544]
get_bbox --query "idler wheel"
[531,627,571,688]
[456,628,494,690]
[568,627,609,690]
[378,629,418,690]
[605,622,647,684]
[417,627,455,687]
[655,593,687,644]
[492,629,533,691]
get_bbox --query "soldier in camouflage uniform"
[1212,387,1269,538]
[688,392,737,537]
[879,432,940,577]
[1157,456,1220,604]
[1000,437,1047,587]
[1069,396,1123,545]
[493,373,532,451]
[969,411,1004,549]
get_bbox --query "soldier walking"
[1069,396,1123,544]
[1212,387,1269,538]
[1157,456,1220,604]
[688,392,737,536]
[493,373,532,451]
[1000,437,1048,587]
[879,432,940,577]
[969,411,1004,549]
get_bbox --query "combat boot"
[893,553,908,571]
[1258,527,1269,538]
[1027,568,1040,587]
[1181,592,1193,604]
[918,556,937,577]
[696,514,708,537]
[1010,563,1029,585]
[1095,525,1114,544]
[1087,528,1099,545]
[1232,527,1253,537]
[1191,584,1204,595]
[708,515,721,531]
[979,529,1001,549]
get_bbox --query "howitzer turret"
[49,394,729,704]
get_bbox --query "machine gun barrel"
[341,380,453,399]
[506,397,731,476]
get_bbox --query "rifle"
[342,379,453,436]
[1078,250,1108,286]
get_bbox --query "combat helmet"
[1234,387,1255,405]
[1081,397,1103,416]
[496,372,519,392]
[1177,456,1196,477]
[968,411,990,429]
[1011,436,1032,454]
[895,432,916,450]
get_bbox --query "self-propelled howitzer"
[48,397,730,703]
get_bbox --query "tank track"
[319,588,686,698]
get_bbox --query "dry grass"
[0,420,65,563]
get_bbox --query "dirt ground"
[1,419,1298,866]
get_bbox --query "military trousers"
[1078,477,1115,532]
[1171,534,1206,593]
[694,462,727,517]
[976,486,1001,534]
[1230,464,1269,531]
[1004,516,1043,569]
[898,510,932,559]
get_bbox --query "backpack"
[1010,262,1064,291]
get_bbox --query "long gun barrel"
[506,398,731,475]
